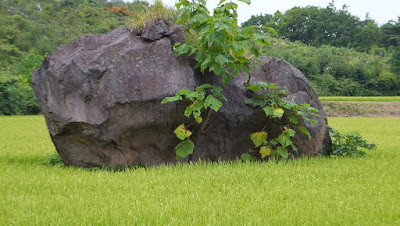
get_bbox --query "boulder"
[32,25,330,168]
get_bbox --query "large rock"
[32,25,330,168]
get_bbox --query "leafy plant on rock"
[242,81,319,160]
[162,0,318,162]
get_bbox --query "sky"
[155,0,400,26]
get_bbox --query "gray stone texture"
[32,24,330,168]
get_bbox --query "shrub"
[325,127,376,157]
[128,0,175,32]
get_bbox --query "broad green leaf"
[262,26,278,36]
[195,116,203,124]
[175,140,195,160]
[215,54,232,66]
[220,71,231,86]
[240,153,252,161]
[218,0,227,5]
[273,108,284,118]
[276,133,292,147]
[174,43,192,55]
[299,126,311,139]
[243,64,252,74]
[177,89,191,96]
[209,62,223,75]
[201,55,212,72]
[277,147,289,158]
[184,106,192,117]
[185,98,204,117]
[204,95,222,112]
[228,63,242,76]
[247,84,260,92]
[260,146,271,158]
[289,115,299,124]
[286,128,296,137]
[174,124,192,140]
[291,144,299,153]
[253,32,266,41]
[161,96,182,104]
[175,0,189,9]
[196,83,214,91]
[263,106,284,118]
[250,131,268,147]
[244,97,267,107]
[305,117,318,126]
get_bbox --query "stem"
[188,107,212,162]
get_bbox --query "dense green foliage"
[263,39,399,96]
[1,116,399,224]
[0,0,149,115]
[325,127,376,156]
[242,3,400,96]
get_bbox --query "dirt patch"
[322,101,400,117]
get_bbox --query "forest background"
[0,0,399,115]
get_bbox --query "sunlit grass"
[319,96,400,101]
[1,116,399,225]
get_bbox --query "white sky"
[153,0,400,26]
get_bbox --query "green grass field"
[1,116,399,225]
[319,96,400,102]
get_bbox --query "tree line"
[242,2,400,96]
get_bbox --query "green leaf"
[262,26,278,36]
[253,32,266,41]
[299,126,311,140]
[243,64,252,74]
[277,147,289,158]
[175,0,189,9]
[204,95,222,112]
[195,116,203,124]
[305,117,318,126]
[215,54,232,66]
[174,124,192,140]
[201,55,212,72]
[177,89,191,96]
[247,84,260,92]
[259,146,271,158]
[289,115,299,124]
[241,153,252,162]
[218,0,227,5]
[228,63,242,76]
[250,131,268,147]
[291,144,299,153]
[161,96,182,104]
[263,106,284,118]
[209,62,223,75]
[276,133,292,147]
[174,43,192,55]
[175,140,195,160]
[220,71,231,86]
[244,97,266,107]
[286,129,296,137]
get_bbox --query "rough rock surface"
[32,25,330,168]
[141,20,173,41]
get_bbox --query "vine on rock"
[161,0,319,162]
